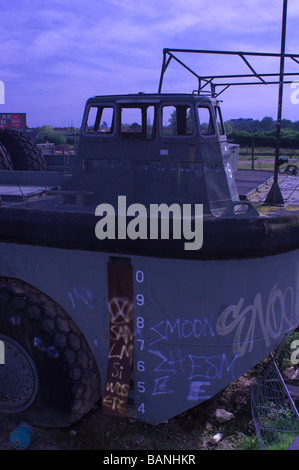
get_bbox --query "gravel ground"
[0,373,256,452]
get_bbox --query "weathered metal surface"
[132,249,299,423]
[0,47,298,425]
[0,240,297,423]
[68,94,239,213]
[0,169,64,187]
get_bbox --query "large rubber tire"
[0,278,101,427]
[0,143,13,170]
[0,130,47,171]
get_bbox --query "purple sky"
[1,0,299,127]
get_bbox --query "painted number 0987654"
[136,270,146,415]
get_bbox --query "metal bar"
[159,47,299,96]
[197,72,298,80]
[198,77,215,92]
[158,51,172,93]
[265,0,288,204]
[275,0,288,184]
[212,79,295,87]
[239,53,267,83]
[212,84,230,97]
[209,79,296,98]
[163,47,299,59]
[167,52,205,82]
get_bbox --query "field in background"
[238,146,299,171]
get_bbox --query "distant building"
[0,113,27,132]
[230,118,253,122]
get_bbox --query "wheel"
[0,143,14,170]
[0,278,101,427]
[0,130,47,171]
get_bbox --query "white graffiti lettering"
[187,381,211,402]
[216,284,295,357]
[103,296,134,417]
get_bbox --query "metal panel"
[131,250,299,423]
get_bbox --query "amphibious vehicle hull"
[0,184,298,424]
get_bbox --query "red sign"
[0,113,27,131]
[11,114,22,128]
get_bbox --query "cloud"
[0,0,298,126]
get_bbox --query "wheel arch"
[0,276,102,427]
[0,130,47,171]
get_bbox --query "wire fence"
[251,358,299,450]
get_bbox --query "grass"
[239,146,299,157]
[237,433,260,450]
[256,409,298,450]
[237,146,299,171]
[250,331,299,450]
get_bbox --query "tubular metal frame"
[158,48,299,96]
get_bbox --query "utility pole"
[265,0,288,205]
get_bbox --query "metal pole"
[265,0,288,205]
[251,131,254,170]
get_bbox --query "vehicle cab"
[67,93,239,214]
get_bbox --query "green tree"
[36,127,67,145]
[224,121,233,135]
[260,116,275,131]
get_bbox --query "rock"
[215,409,235,423]
[205,422,214,431]
[283,367,299,380]
[209,433,223,445]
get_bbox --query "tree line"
[33,125,79,146]
[32,116,299,149]
[225,116,299,148]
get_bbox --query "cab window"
[215,106,225,136]
[197,106,215,135]
[85,106,114,134]
[120,105,155,140]
[161,105,193,136]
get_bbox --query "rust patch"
[102,261,134,417]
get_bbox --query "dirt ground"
[0,373,256,452]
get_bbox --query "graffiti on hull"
[146,284,297,405]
